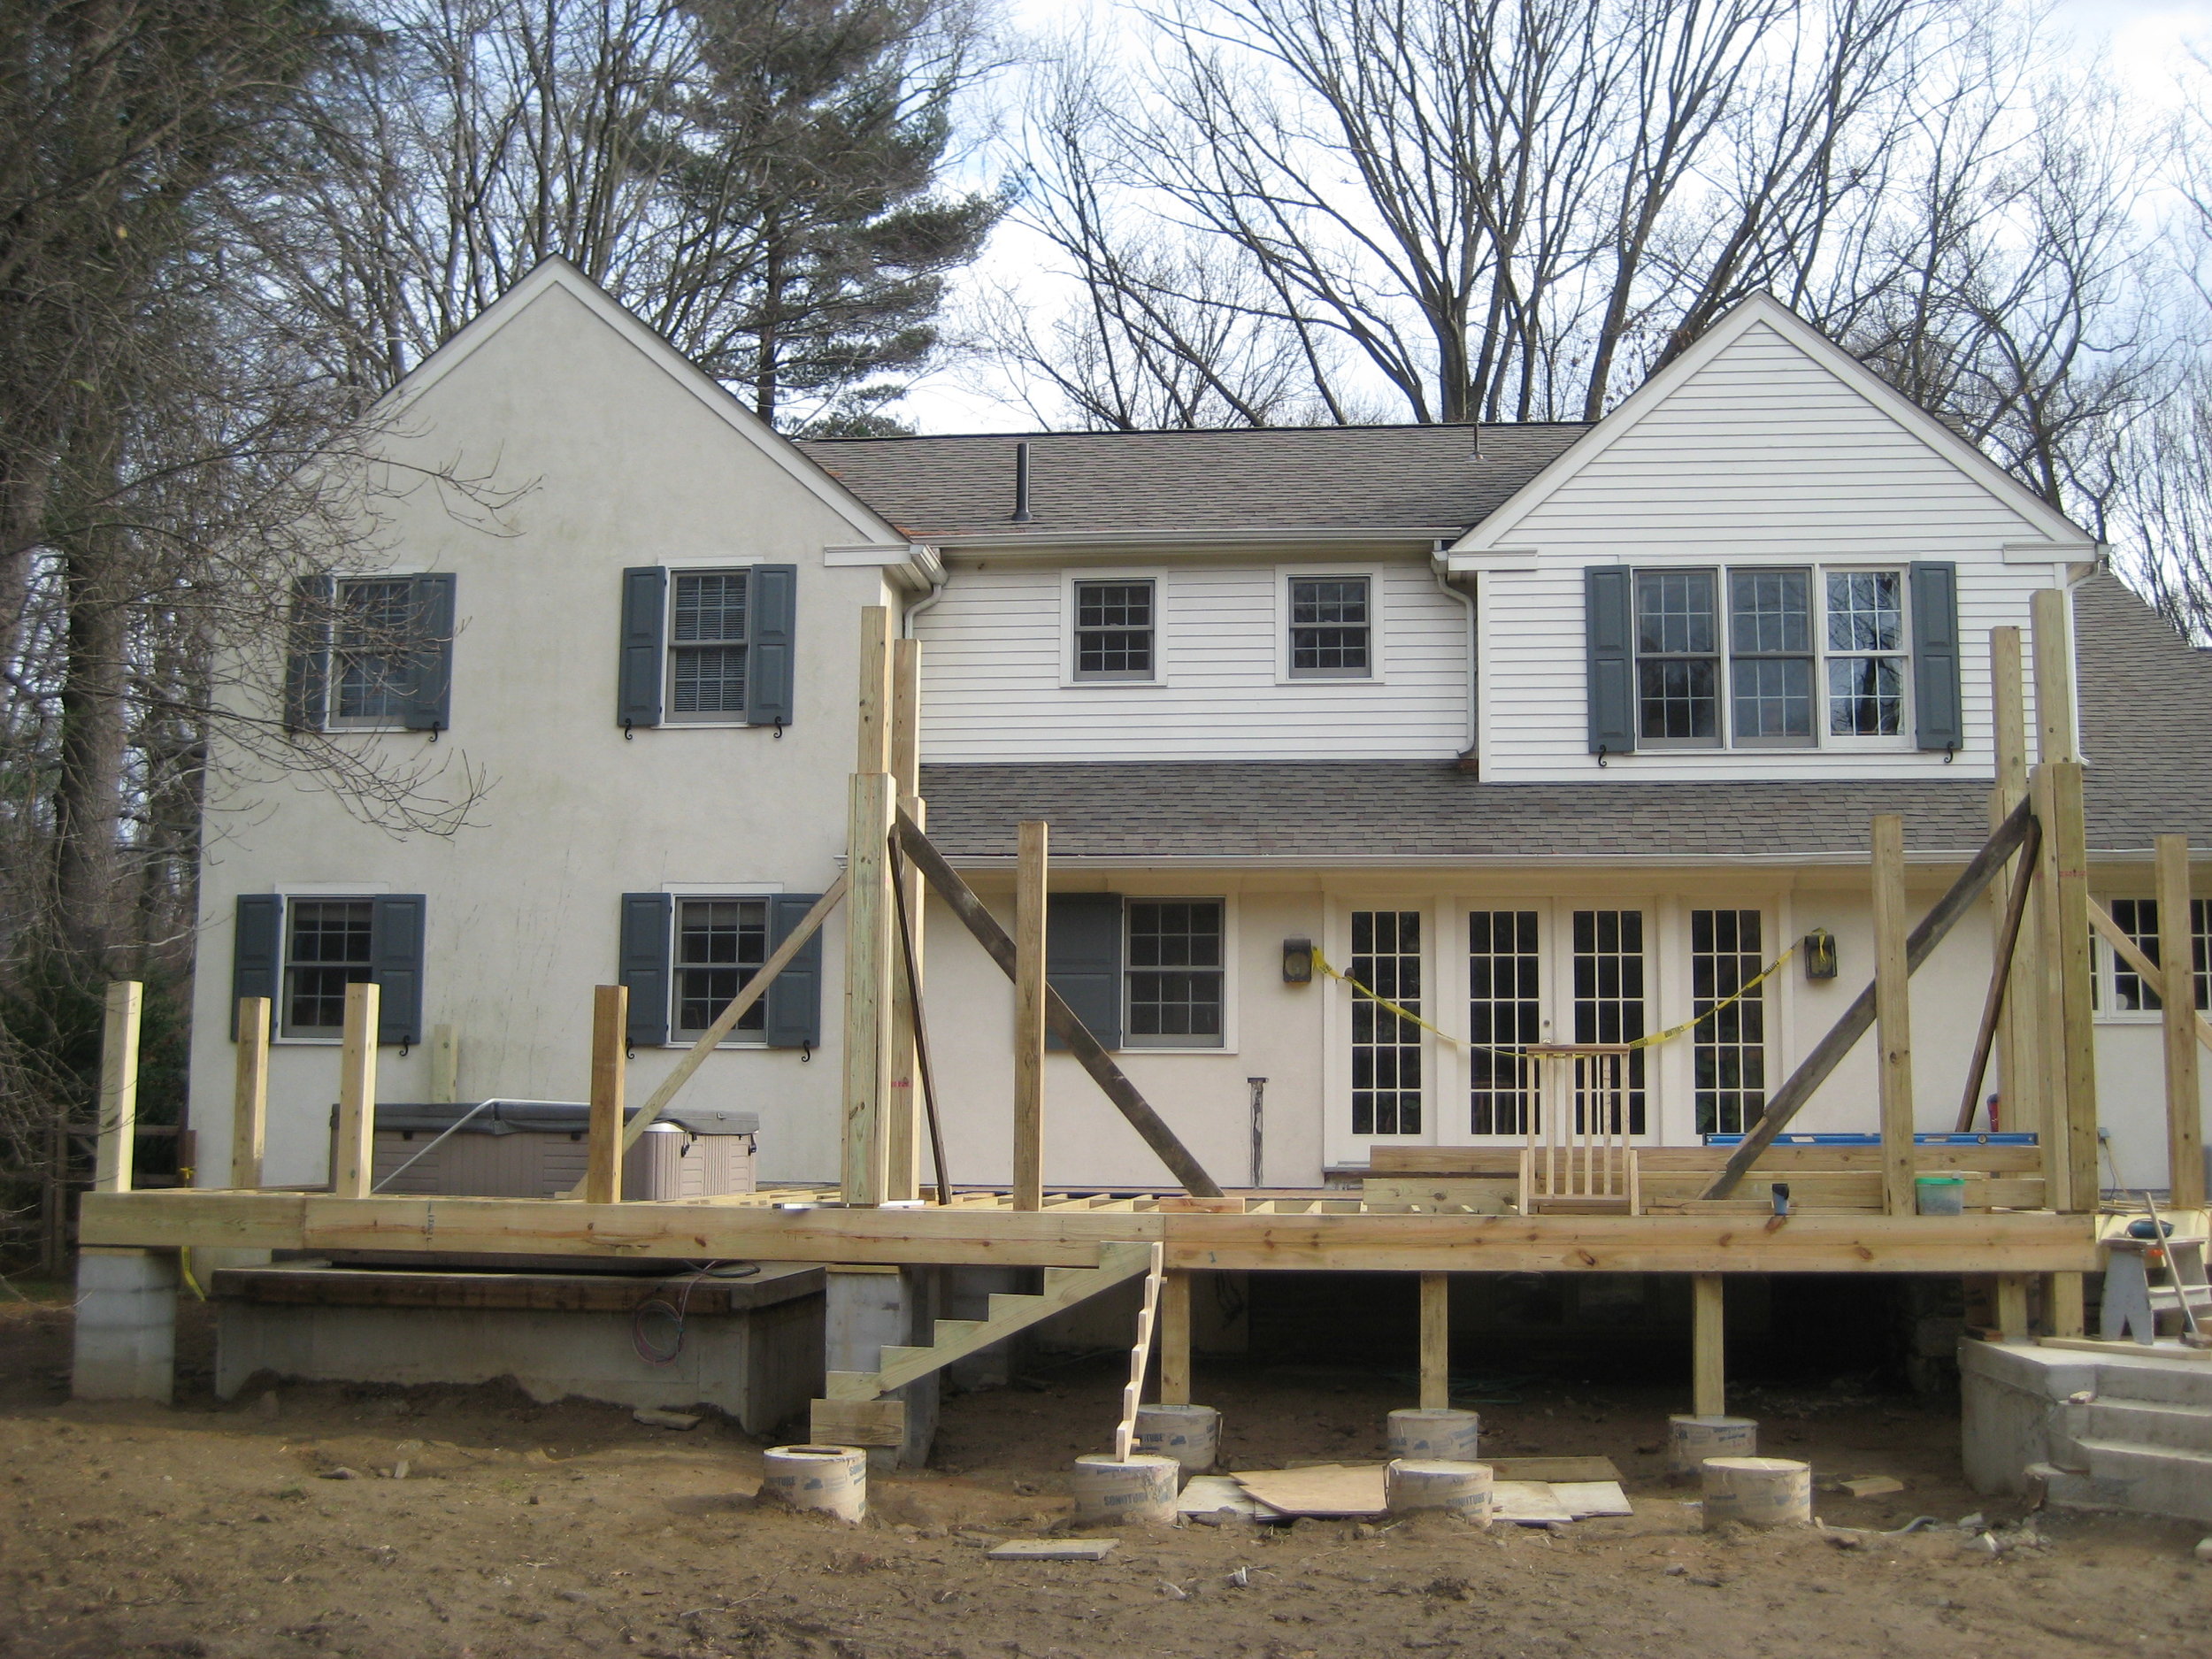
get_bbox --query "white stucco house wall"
[185,264,2212,1202]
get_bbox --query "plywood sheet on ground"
[1231,1464,1386,1517]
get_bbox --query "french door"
[1462,904,1650,1142]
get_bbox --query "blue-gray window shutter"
[764,892,824,1048]
[618,567,666,730]
[371,895,426,1047]
[749,563,797,727]
[1586,565,1635,756]
[404,572,456,733]
[1047,893,1122,1050]
[233,894,283,1038]
[1909,561,1962,752]
[619,892,672,1046]
[284,574,334,733]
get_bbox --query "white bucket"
[1387,1408,1481,1462]
[760,1445,867,1523]
[1071,1453,1180,1525]
[1134,1404,1221,1472]
[1667,1413,1757,1476]
[1386,1458,1494,1525]
[1701,1456,1812,1528]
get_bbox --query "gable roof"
[795,423,1588,543]
[1448,294,2098,558]
[919,572,2211,864]
[382,257,907,547]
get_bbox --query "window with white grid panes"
[1728,569,1814,744]
[1571,909,1647,1133]
[674,898,768,1037]
[1351,910,1422,1134]
[2095,898,2212,1018]
[667,571,749,720]
[2198,899,2210,1012]
[1125,900,1224,1046]
[1634,570,1720,745]
[1468,910,1540,1134]
[330,578,414,726]
[1691,909,1766,1135]
[1073,580,1155,680]
[1824,570,1906,736]
[1289,577,1371,677]
[282,899,374,1036]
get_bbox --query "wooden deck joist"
[80,1188,2098,1274]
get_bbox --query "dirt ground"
[2,1284,2207,1659]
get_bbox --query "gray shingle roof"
[796,424,1588,541]
[918,572,2212,864]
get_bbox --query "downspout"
[900,549,949,639]
[1431,543,1479,769]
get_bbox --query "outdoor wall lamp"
[1283,937,1315,985]
[1803,927,1838,981]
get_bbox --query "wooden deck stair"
[814,1241,1155,1440]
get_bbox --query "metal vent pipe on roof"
[1011,440,1032,523]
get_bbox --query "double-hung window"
[1824,571,1907,737]
[674,897,769,1038]
[1074,580,1155,680]
[668,572,749,721]
[283,900,375,1036]
[1124,900,1224,1046]
[1635,571,1720,745]
[1289,577,1371,678]
[1727,570,1814,745]
[330,580,416,727]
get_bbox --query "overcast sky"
[892,0,2212,434]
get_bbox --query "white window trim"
[323,573,420,734]
[1814,565,1915,752]
[1275,564,1388,686]
[662,565,757,727]
[1059,567,1172,688]
[1119,892,1238,1054]
[665,890,778,1048]
[1629,561,1916,753]
[265,887,385,1046]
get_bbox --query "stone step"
[2084,1396,2212,1454]
[2067,1437,2212,1524]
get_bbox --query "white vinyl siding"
[919,559,1468,761]
[1475,319,2065,782]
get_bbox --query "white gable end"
[1459,300,2093,785]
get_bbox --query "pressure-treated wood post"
[1013,819,1048,1211]
[586,984,627,1204]
[841,605,895,1208]
[2030,763,2071,1210]
[429,1022,459,1106]
[2047,758,2099,1211]
[1989,625,2038,1139]
[93,981,143,1194]
[1160,1268,1193,1407]
[332,980,380,1199]
[1871,814,1916,1215]
[1692,1273,1724,1417]
[2157,833,2204,1210]
[1419,1271,1450,1411]
[231,996,270,1189]
[1994,1273,2031,1343]
[886,634,925,1202]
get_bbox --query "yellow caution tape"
[1310,944,1794,1058]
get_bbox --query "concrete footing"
[826,1265,939,1470]
[73,1248,178,1402]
